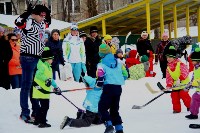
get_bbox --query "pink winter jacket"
[166,59,189,88]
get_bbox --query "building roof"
[60,0,200,37]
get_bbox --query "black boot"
[185,114,198,119]
[38,123,51,128]
[104,125,114,133]
[116,130,124,133]
[60,116,72,129]
[189,124,200,129]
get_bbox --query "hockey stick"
[125,31,131,50]
[42,87,92,94]
[132,92,165,109]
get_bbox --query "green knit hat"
[141,55,149,63]
[191,48,200,61]
[99,43,111,57]
[166,46,177,58]
[42,47,54,60]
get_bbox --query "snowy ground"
[1,46,200,133]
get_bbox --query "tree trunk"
[11,0,18,15]
[87,0,98,17]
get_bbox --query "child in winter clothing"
[60,76,103,129]
[125,49,140,68]
[165,46,191,113]
[185,48,200,120]
[32,47,60,128]
[97,43,128,133]
[187,43,199,72]
[7,33,22,89]
[114,49,126,66]
[146,50,156,77]
[128,55,149,80]
[102,35,116,54]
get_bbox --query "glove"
[45,78,52,87]
[53,87,61,95]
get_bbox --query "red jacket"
[8,44,22,75]
[166,59,189,87]
[126,50,140,68]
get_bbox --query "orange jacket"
[8,44,22,75]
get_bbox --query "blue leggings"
[71,63,82,82]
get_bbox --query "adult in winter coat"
[97,44,128,133]
[63,24,86,82]
[136,31,154,57]
[8,33,22,89]
[60,76,102,129]
[32,47,59,128]
[84,26,101,78]
[15,4,51,123]
[155,33,171,78]
[165,46,191,113]
[0,26,13,89]
[45,29,65,80]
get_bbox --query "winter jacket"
[8,43,22,75]
[45,37,65,69]
[97,53,128,85]
[125,50,140,68]
[136,38,154,57]
[129,62,149,80]
[82,76,102,113]
[0,37,13,89]
[63,34,85,63]
[85,36,101,65]
[191,63,200,92]
[166,59,190,90]
[32,60,57,99]
[155,40,171,62]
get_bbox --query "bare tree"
[11,0,18,15]
[190,13,197,26]
[87,0,98,17]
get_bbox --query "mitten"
[53,87,61,95]
[45,78,52,87]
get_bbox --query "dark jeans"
[52,64,60,80]
[20,56,39,117]
[159,59,167,78]
[35,99,49,124]
[10,74,22,89]
[86,63,97,78]
[98,84,122,126]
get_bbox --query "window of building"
[0,3,4,14]
[5,2,12,15]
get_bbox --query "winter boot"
[115,125,123,133]
[185,114,198,119]
[38,123,51,128]
[60,116,72,129]
[19,115,34,124]
[173,110,181,114]
[104,125,114,133]
[104,121,114,133]
[189,124,200,129]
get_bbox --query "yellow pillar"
[160,2,164,39]
[173,4,177,38]
[168,23,172,39]
[186,5,190,36]
[198,6,200,42]
[146,0,151,38]
[102,18,106,37]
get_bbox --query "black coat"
[84,36,101,65]
[45,37,65,69]
[136,38,154,57]
[0,36,13,89]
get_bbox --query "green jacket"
[32,60,57,99]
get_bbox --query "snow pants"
[98,84,122,126]
[171,90,191,112]
[35,99,49,124]
[71,62,82,82]
[190,92,200,115]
